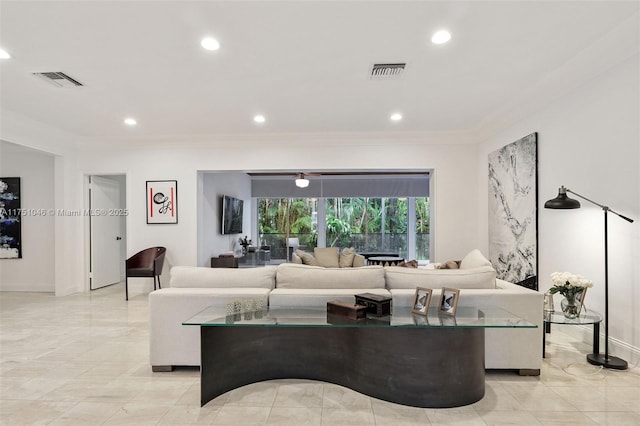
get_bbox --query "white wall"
[0,141,55,291]
[71,138,479,273]
[477,54,640,352]
[0,111,85,296]
[199,172,252,267]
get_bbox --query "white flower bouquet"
[549,272,593,299]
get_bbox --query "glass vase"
[560,296,579,319]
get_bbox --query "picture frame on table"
[575,288,588,316]
[146,180,178,224]
[438,287,460,316]
[411,287,432,316]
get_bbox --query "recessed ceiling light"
[201,37,220,51]
[124,118,137,126]
[390,113,403,122]
[0,48,11,59]
[431,30,451,45]
[253,115,266,124]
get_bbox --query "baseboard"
[0,284,54,292]
[559,323,640,365]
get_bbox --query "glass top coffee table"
[184,305,535,328]
[184,305,536,408]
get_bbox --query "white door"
[90,176,124,289]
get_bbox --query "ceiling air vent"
[370,63,406,79]
[33,72,83,88]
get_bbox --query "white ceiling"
[1,1,638,146]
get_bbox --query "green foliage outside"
[258,197,430,260]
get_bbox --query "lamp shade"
[295,173,309,188]
[544,186,580,209]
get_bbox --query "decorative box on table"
[355,293,392,317]
[327,300,367,320]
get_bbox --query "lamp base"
[586,353,628,370]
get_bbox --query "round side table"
[543,308,602,358]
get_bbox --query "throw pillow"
[405,259,419,268]
[314,247,340,268]
[459,249,492,269]
[339,247,356,268]
[397,259,419,268]
[437,260,461,269]
[296,249,319,266]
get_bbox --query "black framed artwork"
[146,180,178,224]
[0,177,22,258]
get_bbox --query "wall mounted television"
[221,195,243,234]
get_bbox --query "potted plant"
[238,236,252,255]
[549,272,593,319]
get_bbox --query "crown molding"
[78,129,478,151]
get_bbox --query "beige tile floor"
[1,284,639,425]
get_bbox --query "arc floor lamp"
[545,186,634,370]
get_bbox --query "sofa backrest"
[276,263,386,289]
[169,266,277,289]
[292,247,366,268]
[384,265,497,289]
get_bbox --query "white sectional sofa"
[149,249,543,374]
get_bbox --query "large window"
[257,196,430,261]
[326,197,408,257]
[257,198,318,260]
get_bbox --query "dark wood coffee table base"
[200,326,485,408]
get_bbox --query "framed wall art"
[0,177,22,258]
[488,132,538,290]
[146,180,178,224]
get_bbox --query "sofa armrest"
[466,282,544,370]
[149,288,270,368]
[390,282,544,371]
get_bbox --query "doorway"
[89,175,127,290]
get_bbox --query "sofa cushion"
[460,249,492,269]
[276,263,385,289]
[314,247,340,267]
[384,265,497,289]
[339,247,356,268]
[169,266,277,289]
[352,254,366,267]
[296,249,319,266]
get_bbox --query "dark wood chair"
[125,247,166,300]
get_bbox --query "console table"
[210,250,271,269]
[184,305,536,408]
